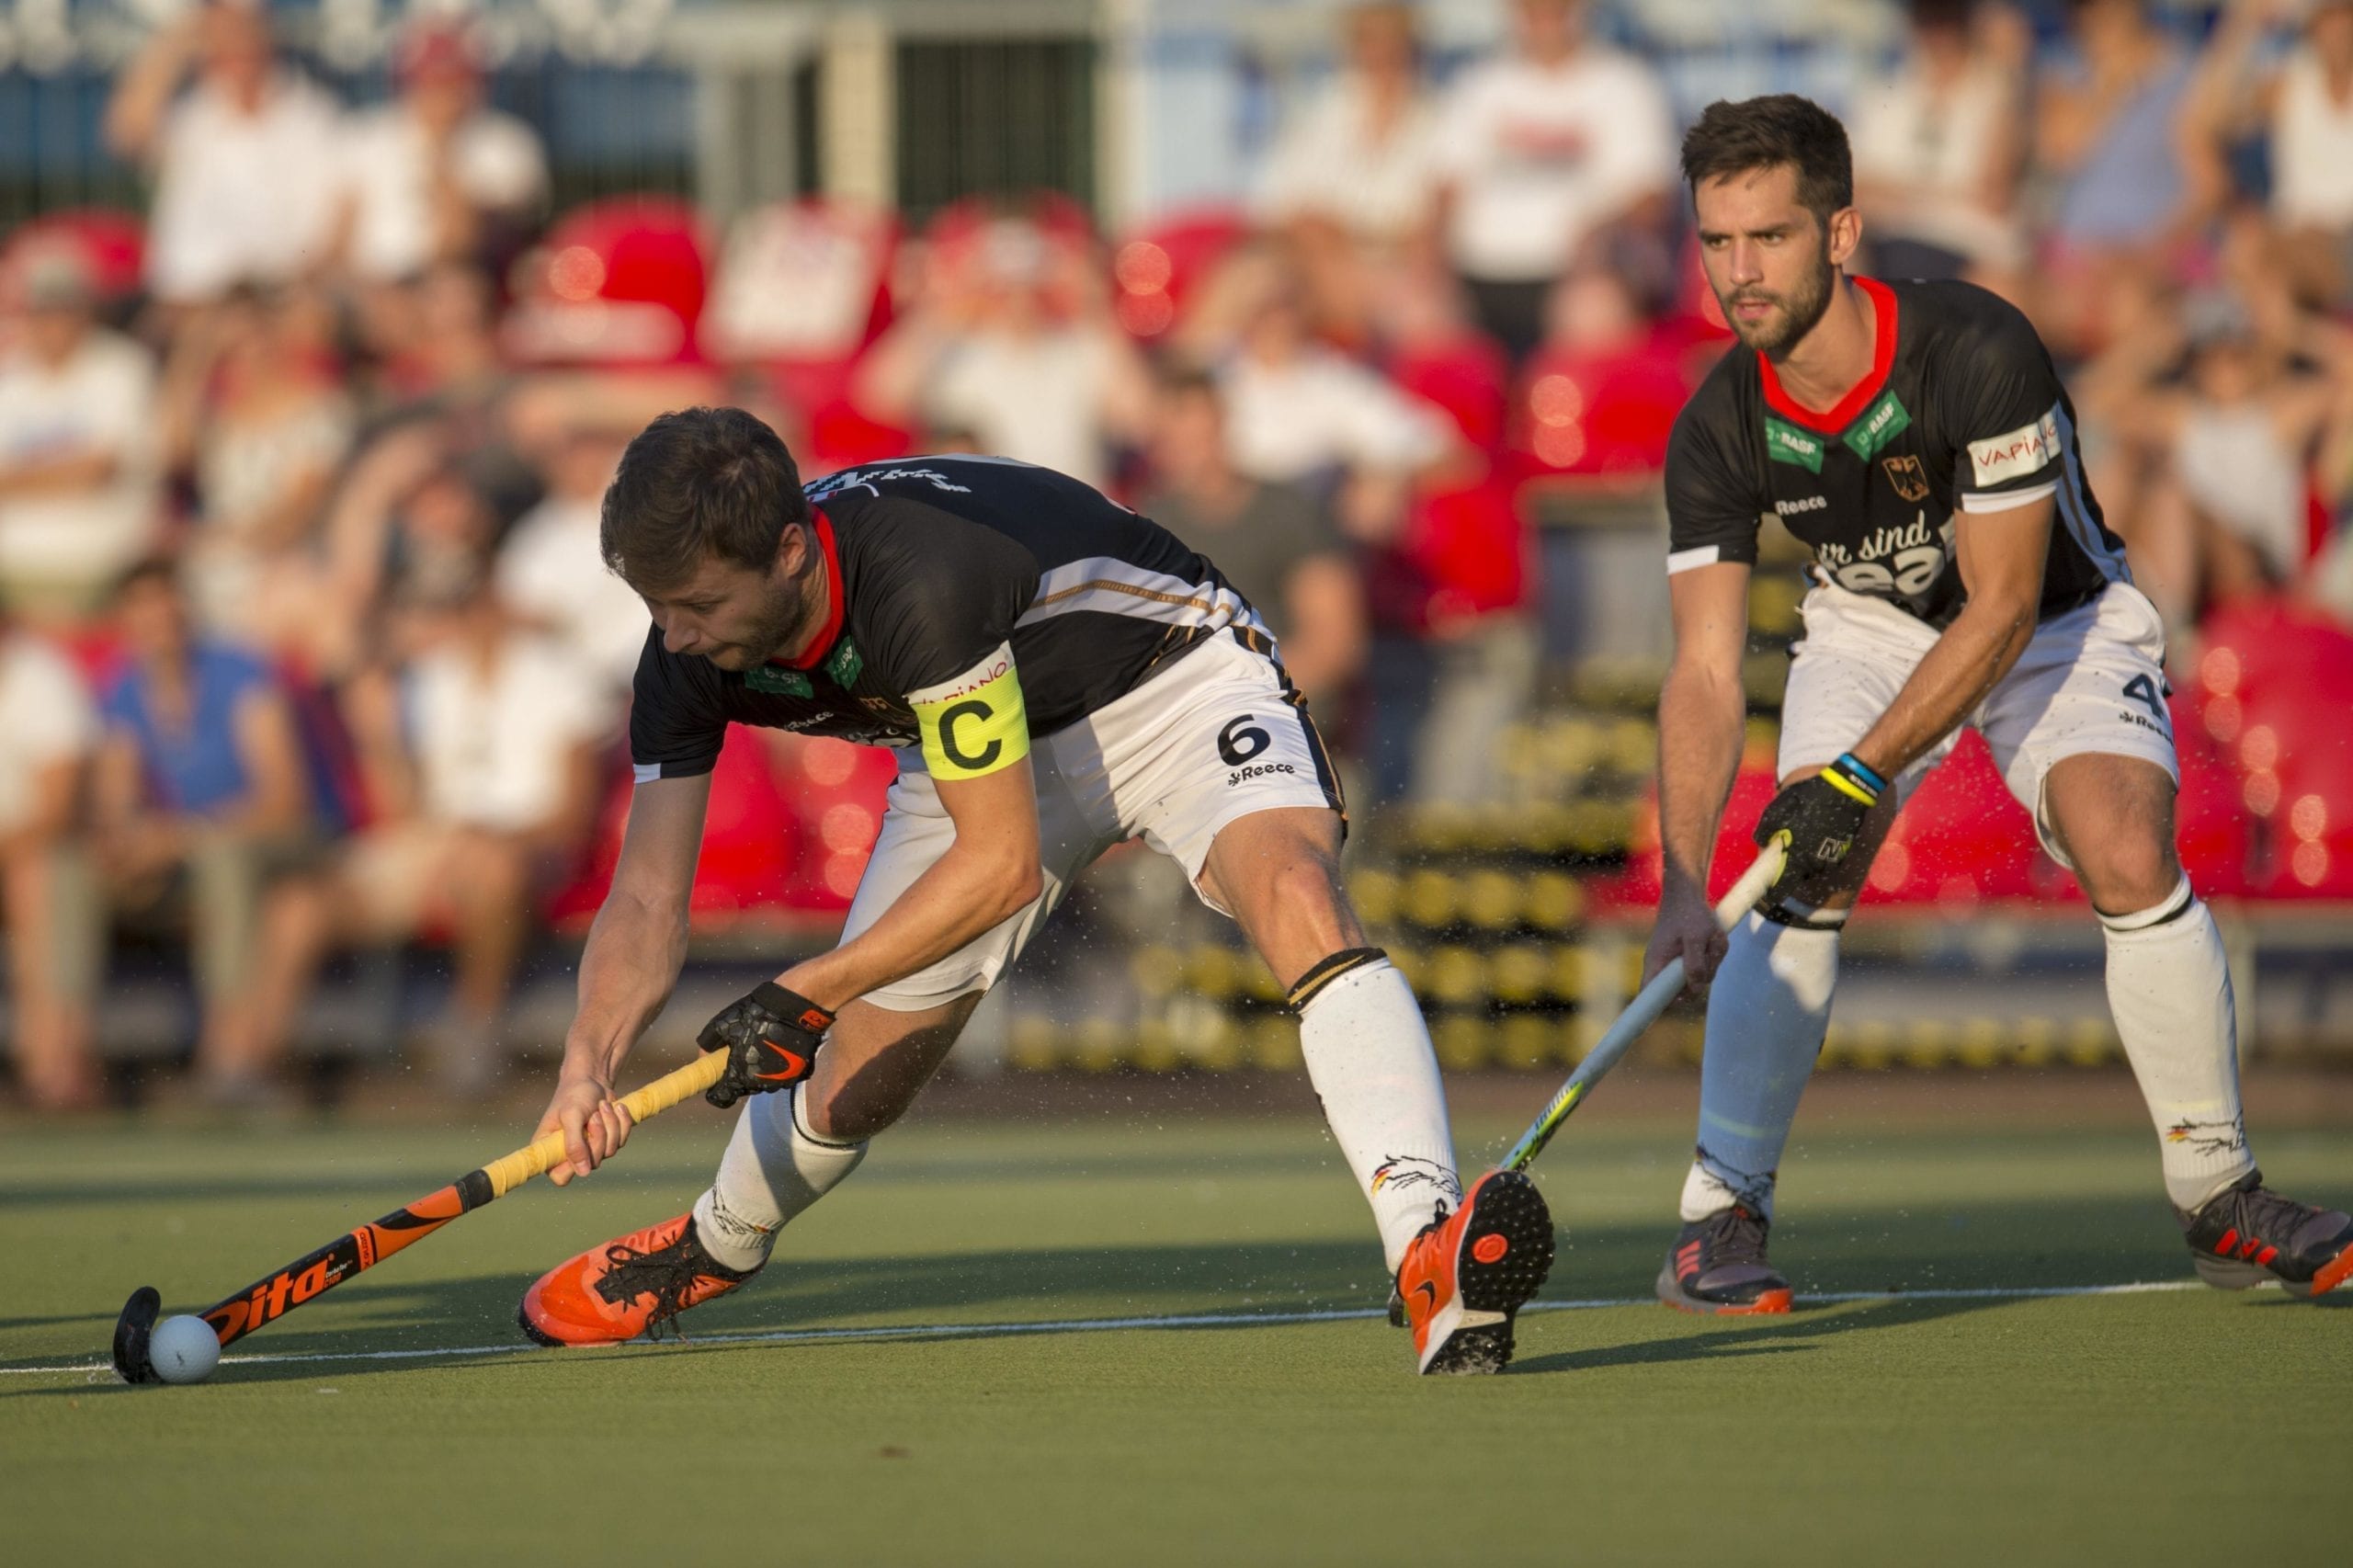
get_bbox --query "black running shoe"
[1655,1204,1792,1314]
[2177,1171,2353,1298]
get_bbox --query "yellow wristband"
[1822,768,1877,806]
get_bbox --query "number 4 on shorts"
[1219,715,1269,766]
[2122,673,2169,726]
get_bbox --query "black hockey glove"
[698,983,834,1110]
[1752,752,1885,912]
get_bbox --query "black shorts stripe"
[1285,689,1347,826]
[1228,625,1346,828]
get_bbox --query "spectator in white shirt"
[854,219,1154,488]
[341,23,549,287]
[106,4,347,307]
[2188,0,2353,304]
[1257,4,1446,345]
[1259,4,1443,245]
[156,286,356,640]
[251,566,605,1096]
[0,621,104,1110]
[496,423,647,704]
[1193,255,1459,541]
[1432,0,1677,362]
[0,247,159,626]
[1851,0,2033,285]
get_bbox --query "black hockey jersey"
[1665,278,2127,628]
[629,456,1267,783]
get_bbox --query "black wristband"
[751,982,835,1035]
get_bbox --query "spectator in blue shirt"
[92,559,321,1101]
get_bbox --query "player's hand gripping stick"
[1751,753,1882,908]
[698,982,834,1109]
[1497,835,1790,1174]
[110,1049,733,1384]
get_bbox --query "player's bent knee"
[799,1089,895,1145]
[801,994,978,1142]
[2076,838,2184,919]
[800,1066,926,1142]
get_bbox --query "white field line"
[0,1278,2204,1383]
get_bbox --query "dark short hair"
[600,406,812,590]
[1157,365,1222,403]
[110,555,180,605]
[1679,95,1854,230]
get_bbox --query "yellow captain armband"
[909,642,1031,780]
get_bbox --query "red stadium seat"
[1392,478,1534,625]
[1108,207,1251,340]
[0,208,146,306]
[699,197,909,472]
[1860,732,2039,906]
[1390,334,1512,454]
[1512,334,1693,479]
[504,196,714,368]
[2263,738,2353,896]
[544,729,804,928]
[765,734,898,911]
[919,193,1100,323]
[1624,740,2079,915]
[701,197,899,371]
[2172,693,2253,897]
[1620,765,1781,909]
[2177,597,2353,898]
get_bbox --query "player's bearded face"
[1694,167,1847,359]
[1720,227,1836,358]
[719,567,813,668]
[644,548,816,669]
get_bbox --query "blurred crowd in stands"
[10,0,2353,1109]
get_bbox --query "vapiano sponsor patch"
[1968,408,2062,488]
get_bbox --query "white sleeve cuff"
[1959,481,2059,514]
[1666,545,1724,574]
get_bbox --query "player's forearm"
[1851,597,2036,778]
[779,840,1042,1012]
[1655,658,1747,899]
[563,892,690,1080]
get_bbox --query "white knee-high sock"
[1294,952,1461,1272]
[2101,876,2256,1210]
[691,1085,868,1272]
[1678,911,1842,1222]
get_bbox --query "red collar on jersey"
[774,506,845,672]
[1756,276,1898,434]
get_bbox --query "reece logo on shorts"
[1967,407,2062,488]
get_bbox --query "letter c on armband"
[939,699,1001,772]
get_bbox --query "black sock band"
[1286,947,1389,1012]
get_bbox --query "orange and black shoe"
[1393,1169,1555,1375]
[2178,1171,2353,1299]
[1656,1204,1793,1315]
[518,1212,758,1346]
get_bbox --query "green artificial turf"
[2,1084,2347,1567]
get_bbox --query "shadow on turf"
[12,1187,2291,1400]
[1513,1294,1995,1376]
